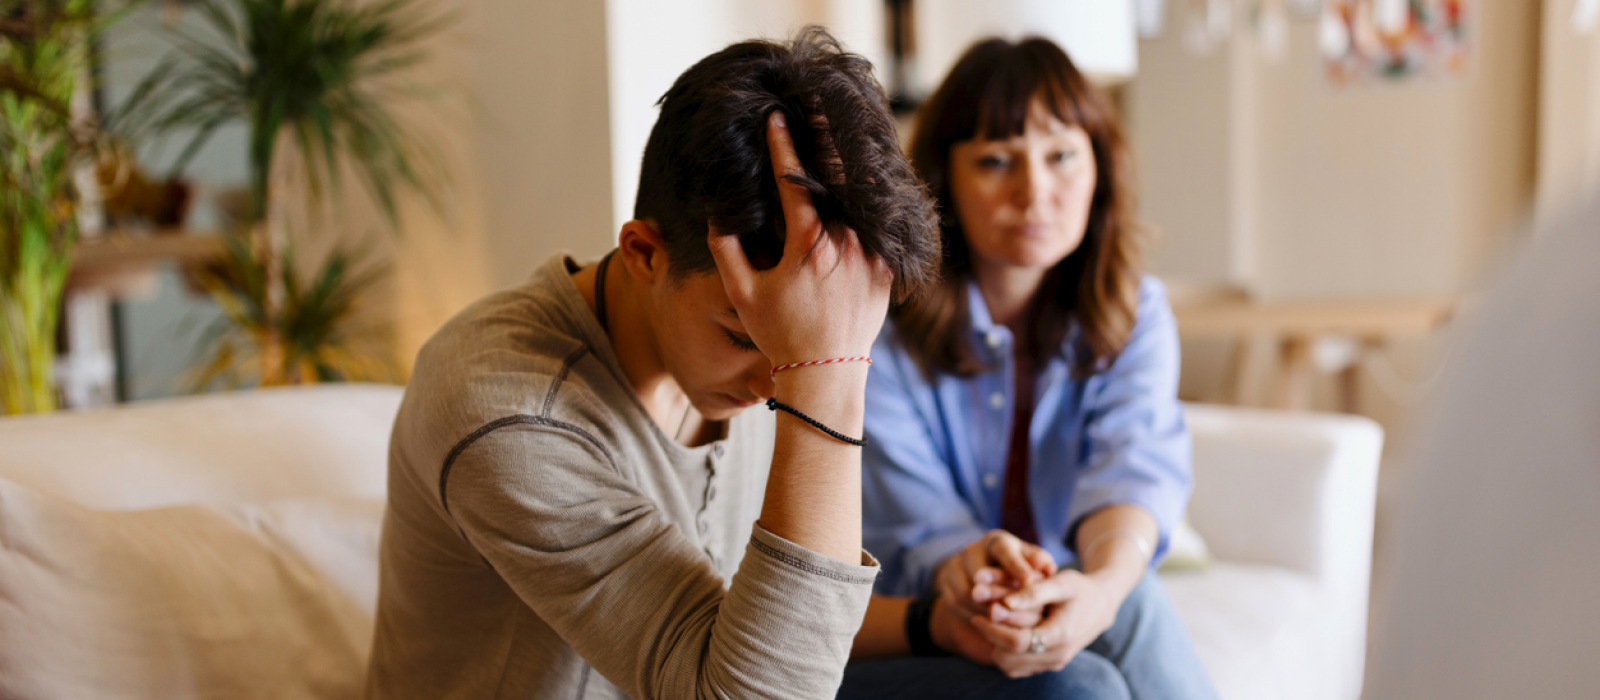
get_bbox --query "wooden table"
[1173,298,1457,412]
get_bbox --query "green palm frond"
[113,0,447,393]
[185,231,397,391]
[113,0,449,224]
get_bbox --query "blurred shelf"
[68,230,224,299]
[1172,296,1459,412]
[1174,297,1457,339]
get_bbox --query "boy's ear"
[617,219,669,285]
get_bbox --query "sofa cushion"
[0,476,383,700]
[0,385,402,510]
[1163,563,1331,700]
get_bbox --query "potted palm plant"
[0,0,102,414]
[117,0,443,388]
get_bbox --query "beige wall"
[1126,3,1540,444]
[1130,3,1540,299]
[1128,32,1244,286]
[387,0,887,372]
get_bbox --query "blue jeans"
[837,575,1219,700]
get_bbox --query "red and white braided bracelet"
[770,356,872,378]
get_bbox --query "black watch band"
[904,592,948,657]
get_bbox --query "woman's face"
[948,98,1098,275]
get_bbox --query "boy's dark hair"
[633,27,939,303]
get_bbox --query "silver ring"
[1027,633,1047,655]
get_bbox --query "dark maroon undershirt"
[999,359,1039,545]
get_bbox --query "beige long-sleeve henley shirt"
[364,255,879,700]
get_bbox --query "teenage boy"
[364,30,939,700]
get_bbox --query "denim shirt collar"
[964,281,1009,359]
[963,279,1078,367]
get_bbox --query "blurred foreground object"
[1364,195,1600,698]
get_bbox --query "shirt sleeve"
[443,422,878,700]
[861,332,988,597]
[1064,277,1194,564]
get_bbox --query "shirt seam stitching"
[544,345,591,416]
[438,414,619,515]
[749,537,876,585]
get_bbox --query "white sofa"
[0,385,1380,700]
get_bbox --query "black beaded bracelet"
[904,593,947,657]
[765,398,867,446]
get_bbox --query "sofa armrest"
[1183,402,1382,581]
[1183,402,1383,700]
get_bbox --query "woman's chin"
[995,247,1077,272]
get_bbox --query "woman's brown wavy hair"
[895,37,1145,379]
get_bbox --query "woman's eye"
[1048,149,1075,165]
[724,330,760,352]
[977,155,1010,170]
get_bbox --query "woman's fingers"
[987,600,1042,628]
[989,534,1045,587]
[763,110,822,263]
[970,566,1012,604]
[970,613,1035,654]
[984,603,1084,678]
[1024,545,1059,578]
[1003,570,1081,614]
[938,558,987,617]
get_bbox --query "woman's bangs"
[974,53,1084,141]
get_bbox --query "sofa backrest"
[0,385,404,510]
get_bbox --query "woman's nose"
[1015,156,1051,208]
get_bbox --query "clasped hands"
[928,530,1125,679]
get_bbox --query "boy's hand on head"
[708,111,894,369]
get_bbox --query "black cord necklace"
[594,249,616,334]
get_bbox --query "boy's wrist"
[772,361,870,399]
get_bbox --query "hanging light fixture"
[1289,0,1324,18]
[914,0,1140,90]
[1258,0,1292,62]
[1576,0,1600,35]
[1181,0,1232,54]
[1136,0,1169,38]
[1372,0,1409,34]
[1320,0,1352,60]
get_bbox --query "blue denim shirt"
[861,275,1192,596]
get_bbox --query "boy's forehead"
[673,269,741,321]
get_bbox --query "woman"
[838,38,1218,699]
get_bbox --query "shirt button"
[989,392,1005,410]
[707,485,717,501]
[985,331,1004,349]
[982,473,999,489]
[698,520,710,536]
[712,443,725,458]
